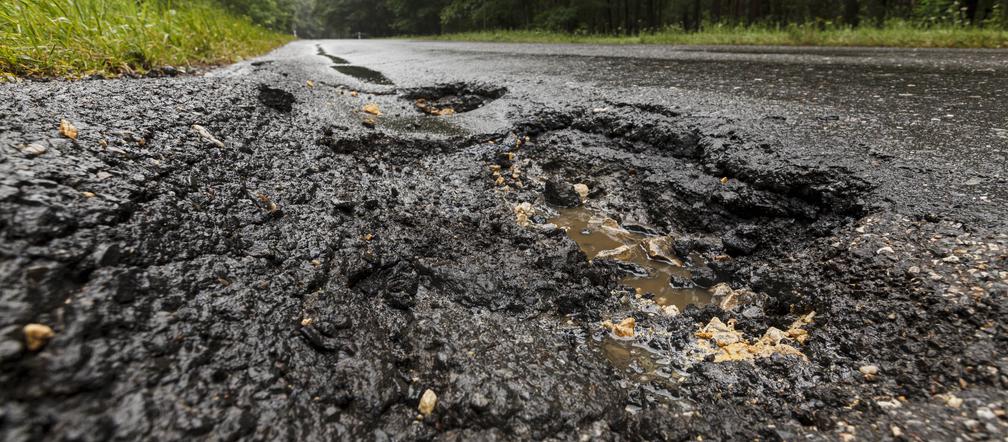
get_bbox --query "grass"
[0,0,292,79]
[424,23,1008,49]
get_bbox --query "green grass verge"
[0,0,292,79]
[423,24,1008,49]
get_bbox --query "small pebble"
[976,407,996,421]
[20,144,47,156]
[891,425,902,438]
[23,323,54,351]
[418,389,437,416]
[946,395,963,409]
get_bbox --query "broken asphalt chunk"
[544,177,581,207]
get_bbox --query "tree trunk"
[873,0,889,27]
[713,0,722,23]
[748,0,761,25]
[965,0,980,24]
[843,0,860,27]
[694,0,702,30]
[624,0,630,33]
[607,0,614,33]
[634,0,641,34]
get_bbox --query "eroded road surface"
[2,40,1007,440]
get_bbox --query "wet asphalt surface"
[1,40,1007,440]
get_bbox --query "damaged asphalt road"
[1,40,1006,440]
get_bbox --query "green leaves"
[0,0,291,78]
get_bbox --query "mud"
[1,40,1007,441]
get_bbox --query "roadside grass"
[424,24,1008,49]
[0,0,292,79]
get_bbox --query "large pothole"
[476,105,866,401]
[401,82,507,116]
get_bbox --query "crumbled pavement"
[1,40,1006,440]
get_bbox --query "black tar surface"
[1,40,1006,440]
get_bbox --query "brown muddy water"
[551,207,708,392]
[596,336,680,383]
[550,207,714,310]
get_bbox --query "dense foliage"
[0,0,291,77]
[217,0,1008,37]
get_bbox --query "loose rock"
[859,364,879,380]
[694,315,812,362]
[514,202,534,226]
[709,283,760,311]
[661,304,680,316]
[59,119,78,140]
[946,395,964,409]
[23,323,54,352]
[595,244,634,261]
[602,317,635,338]
[192,124,225,148]
[418,389,437,416]
[363,103,381,116]
[544,177,581,207]
[643,236,682,265]
[20,143,47,156]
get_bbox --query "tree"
[843,0,860,26]
[222,0,1006,38]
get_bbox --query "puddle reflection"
[550,207,714,309]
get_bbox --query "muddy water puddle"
[550,207,714,310]
[595,337,677,382]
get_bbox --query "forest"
[216,0,1008,38]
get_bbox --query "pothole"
[317,45,394,86]
[258,84,295,112]
[550,206,716,310]
[594,336,678,382]
[331,66,393,86]
[401,82,506,116]
[375,115,468,137]
[316,46,350,64]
